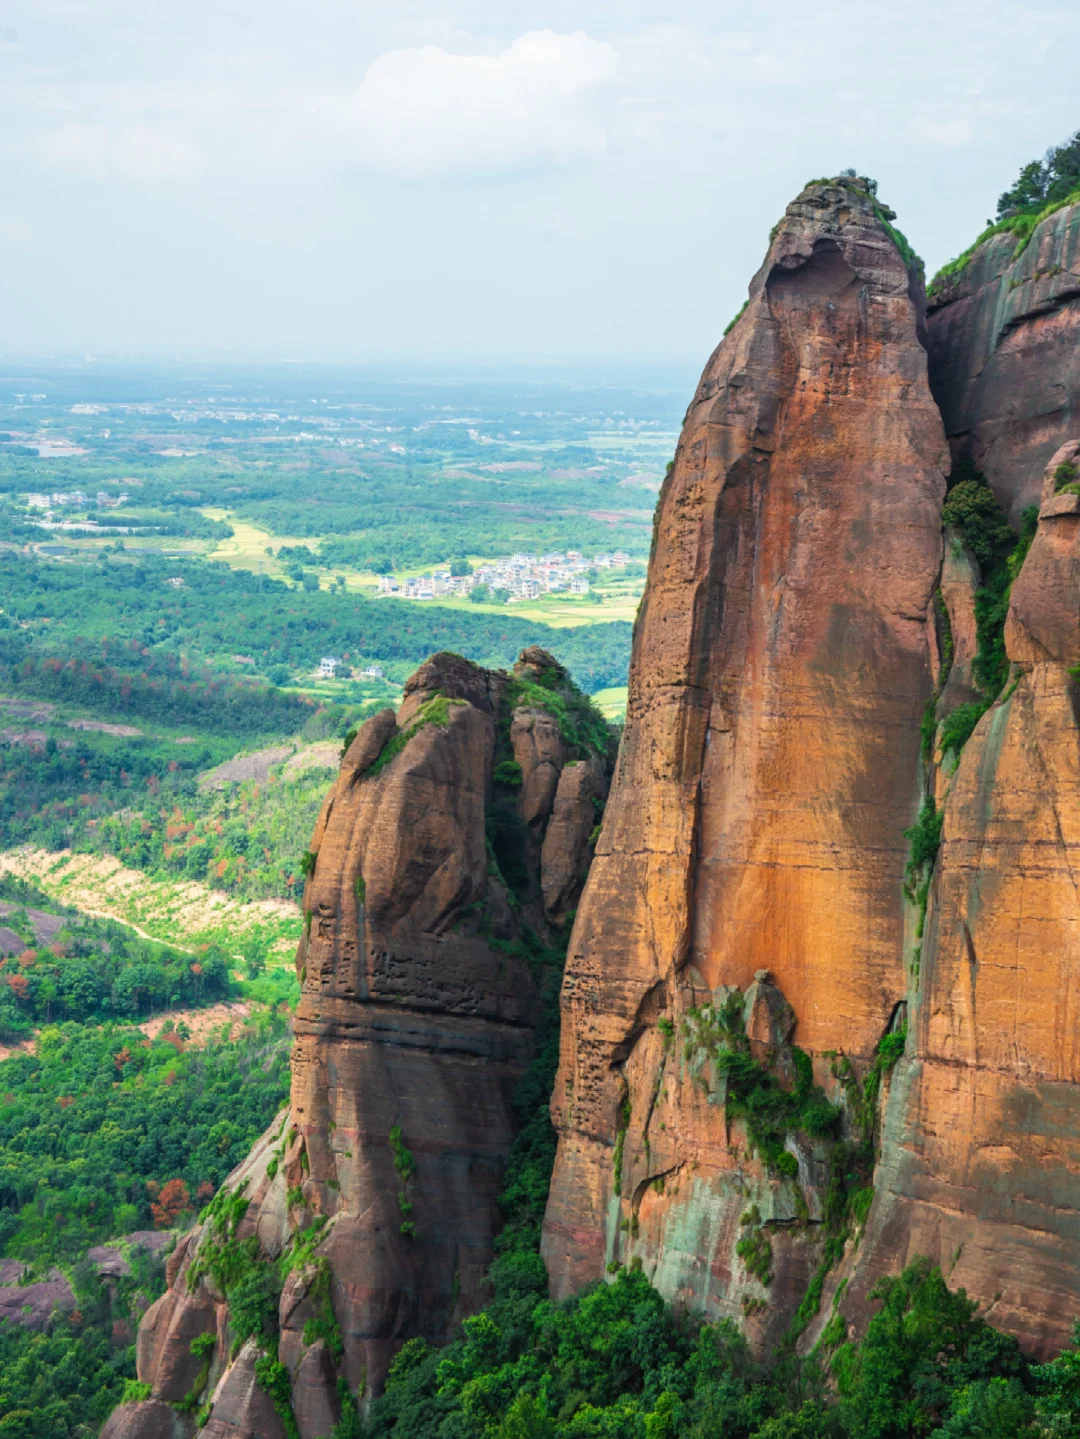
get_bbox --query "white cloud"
[913,118,972,147]
[337,29,619,179]
[39,123,204,182]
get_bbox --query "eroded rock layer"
[541,178,948,1336]
[927,201,1080,523]
[839,442,1080,1359]
[108,649,610,1437]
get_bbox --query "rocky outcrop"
[0,1231,171,1337]
[927,201,1080,523]
[101,1400,191,1439]
[837,441,1080,1359]
[110,649,612,1436]
[541,177,948,1338]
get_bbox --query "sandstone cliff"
[541,177,948,1346]
[105,648,611,1439]
[927,200,1080,524]
[837,440,1080,1359]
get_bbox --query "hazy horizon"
[3,0,1078,363]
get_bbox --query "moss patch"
[362,693,462,780]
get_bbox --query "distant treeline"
[3,652,315,737]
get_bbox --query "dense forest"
[361,1259,1080,1437]
[0,847,296,1437]
[0,1017,290,1437]
[0,900,233,1039]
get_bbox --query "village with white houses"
[375,549,634,602]
[318,657,385,680]
[24,490,130,510]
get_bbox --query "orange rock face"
[927,201,1080,524]
[112,650,611,1435]
[841,441,1080,1358]
[542,179,947,1326]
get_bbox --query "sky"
[2,0,1078,366]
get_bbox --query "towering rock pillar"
[542,179,947,1327]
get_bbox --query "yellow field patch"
[591,687,628,721]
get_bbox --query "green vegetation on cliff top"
[930,126,1080,291]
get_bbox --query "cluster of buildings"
[318,658,385,681]
[24,490,129,510]
[375,550,633,603]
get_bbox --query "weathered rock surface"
[542,177,947,1334]
[0,1229,171,1334]
[0,1263,76,1329]
[540,755,607,925]
[837,441,1080,1359]
[927,201,1080,523]
[201,1340,288,1439]
[100,1399,193,1439]
[88,1230,174,1280]
[110,178,1080,1435]
[933,529,983,714]
[112,650,611,1436]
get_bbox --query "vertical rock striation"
[106,649,611,1438]
[927,201,1080,523]
[541,177,947,1338]
[842,441,1080,1358]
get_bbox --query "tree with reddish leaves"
[150,1178,192,1229]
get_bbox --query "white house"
[361,665,384,680]
[319,656,338,678]
[570,577,590,594]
